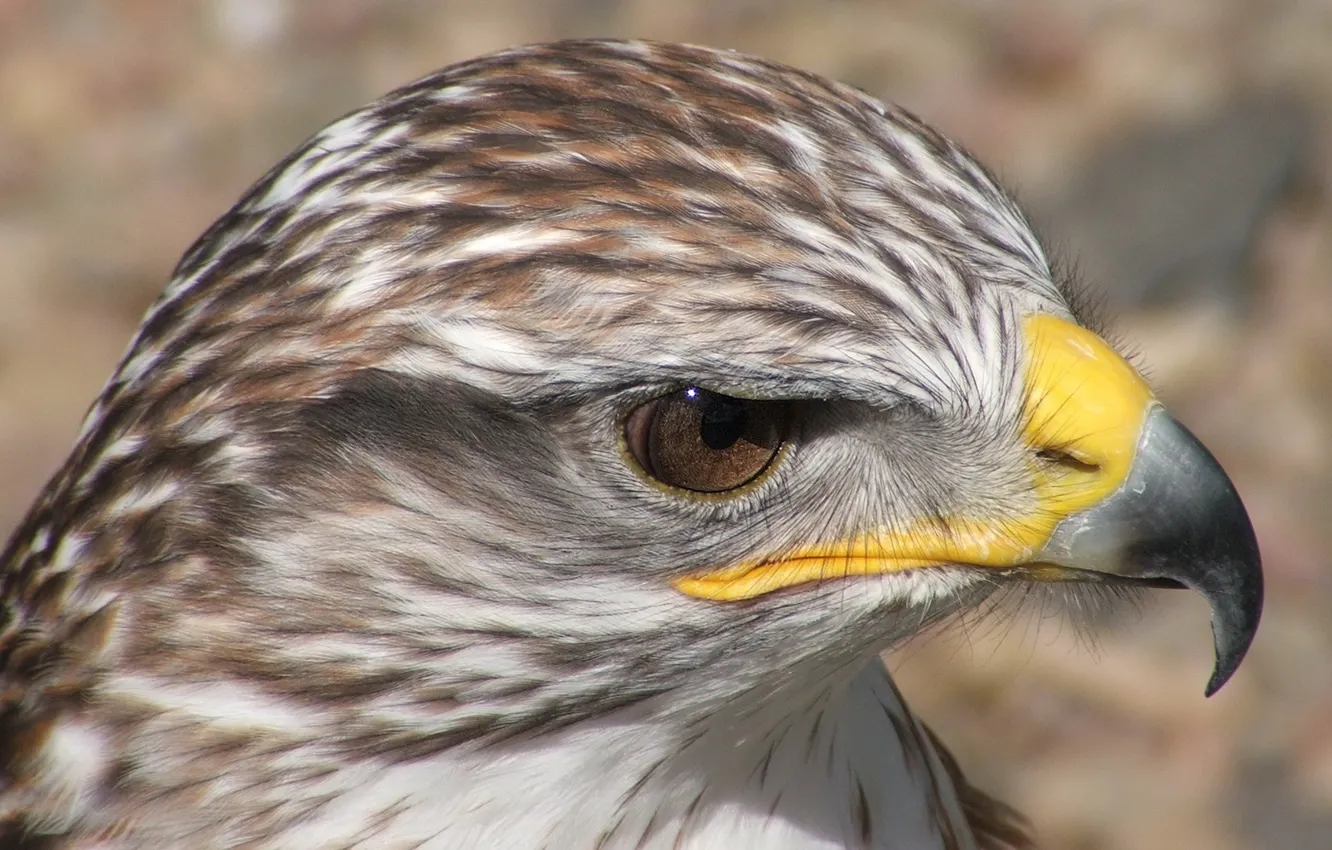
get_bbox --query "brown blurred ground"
[1,2,1329,848]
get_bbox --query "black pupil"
[699,396,747,450]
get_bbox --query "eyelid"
[623,398,660,478]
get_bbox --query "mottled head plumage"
[1,38,1258,850]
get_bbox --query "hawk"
[0,40,1262,849]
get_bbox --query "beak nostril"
[1036,447,1101,475]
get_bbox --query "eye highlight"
[624,388,787,494]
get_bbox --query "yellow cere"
[674,314,1158,602]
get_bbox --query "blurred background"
[0,2,1328,847]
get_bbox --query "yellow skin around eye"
[674,314,1157,602]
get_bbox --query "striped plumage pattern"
[0,40,1090,847]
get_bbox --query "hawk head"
[0,39,1260,848]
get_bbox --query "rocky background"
[1,2,1328,848]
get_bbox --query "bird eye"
[624,388,787,493]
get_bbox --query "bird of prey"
[0,39,1262,849]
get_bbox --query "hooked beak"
[675,314,1263,695]
[1035,406,1262,695]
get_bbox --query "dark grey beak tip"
[1201,522,1264,698]
[1131,414,1264,698]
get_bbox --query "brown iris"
[624,388,787,493]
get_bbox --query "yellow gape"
[674,314,1157,602]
